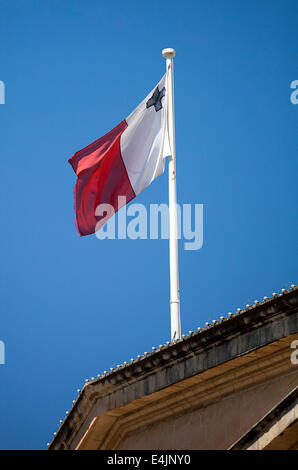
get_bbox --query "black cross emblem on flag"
[146,86,166,112]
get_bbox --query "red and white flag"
[69,74,170,236]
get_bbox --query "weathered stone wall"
[118,370,298,450]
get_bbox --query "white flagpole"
[162,48,181,341]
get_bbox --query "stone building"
[49,286,298,450]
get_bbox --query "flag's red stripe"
[68,120,135,236]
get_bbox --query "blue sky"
[0,0,297,450]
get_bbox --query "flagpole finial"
[162,48,176,59]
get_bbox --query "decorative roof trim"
[48,284,298,448]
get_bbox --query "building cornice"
[49,285,298,449]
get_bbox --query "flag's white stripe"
[120,74,170,196]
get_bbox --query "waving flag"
[69,74,170,236]
[68,47,181,342]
